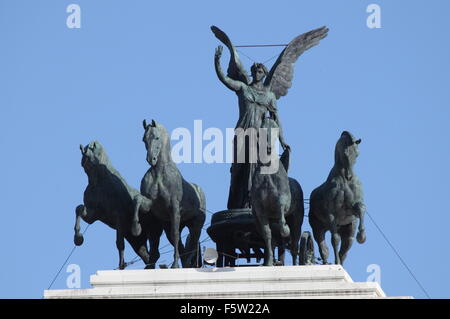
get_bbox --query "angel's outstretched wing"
[264,26,329,99]
[211,26,251,85]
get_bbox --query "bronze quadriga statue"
[73,25,369,270]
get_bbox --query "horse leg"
[170,203,181,268]
[132,195,152,237]
[338,222,357,266]
[147,222,163,269]
[216,242,225,267]
[184,213,206,268]
[287,213,301,265]
[257,213,273,267]
[276,200,290,238]
[311,221,329,264]
[278,238,285,265]
[354,202,366,244]
[116,229,126,270]
[74,204,96,246]
[184,234,201,268]
[74,205,86,246]
[331,224,342,265]
[147,237,161,269]
[131,196,142,237]
[163,222,186,262]
[126,235,151,269]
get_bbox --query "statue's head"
[334,131,361,170]
[142,119,167,166]
[251,63,268,82]
[79,141,108,173]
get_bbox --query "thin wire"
[151,216,213,252]
[236,49,256,63]
[263,53,280,65]
[217,250,239,260]
[366,211,431,299]
[58,205,307,272]
[128,237,212,270]
[304,201,429,297]
[236,44,288,48]
[104,204,431,299]
[122,203,309,269]
[236,49,280,66]
[121,220,213,269]
[168,237,212,268]
[46,224,90,290]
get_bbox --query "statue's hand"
[215,45,223,60]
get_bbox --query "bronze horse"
[74,141,162,269]
[309,131,366,265]
[251,119,304,266]
[132,120,206,268]
[251,151,305,266]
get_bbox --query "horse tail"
[191,183,206,215]
[308,188,318,219]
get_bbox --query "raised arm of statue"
[214,45,244,92]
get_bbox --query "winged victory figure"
[211,25,329,209]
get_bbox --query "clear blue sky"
[1,0,449,299]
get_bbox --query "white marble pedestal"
[44,265,408,299]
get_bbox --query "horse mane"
[159,125,171,150]
[334,141,349,170]
[86,145,131,188]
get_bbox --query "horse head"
[79,141,109,173]
[334,131,361,174]
[142,119,170,166]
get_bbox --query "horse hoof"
[281,225,290,238]
[274,261,283,266]
[132,223,142,237]
[74,234,84,246]
[357,230,366,244]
